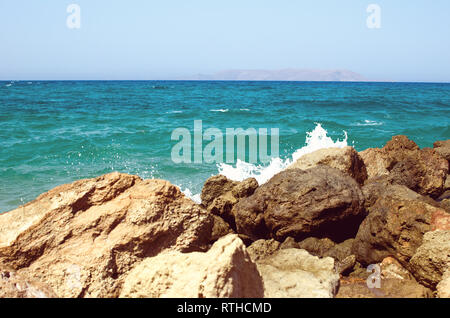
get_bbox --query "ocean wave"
[166,110,183,114]
[210,109,229,113]
[180,123,348,203]
[239,108,250,111]
[181,188,201,204]
[354,120,383,126]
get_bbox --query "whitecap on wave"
[180,123,348,203]
[181,188,201,204]
[354,120,383,126]
[210,109,229,113]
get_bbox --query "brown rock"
[336,277,433,298]
[434,139,450,162]
[210,215,234,243]
[336,255,357,276]
[438,189,450,213]
[119,234,263,298]
[352,185,450,269]
[297,237,336,258]
[362,178,443,212]
[200,175,238,207]
[201,175,258,229]
[296,237,355,273]
[233,166,365,242]
[246,238,281,262]
[409,230,450,289]
[325,239,355,262]
[279,237,299,249]
[287,146,368,184]
[360,135,449,198]
[0,172,213,298]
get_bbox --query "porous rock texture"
[409,230,450,289]
[434,139,450,163]
[352,184,450,269]
[360,135,448,198]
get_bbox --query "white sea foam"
[218,123,348,184]
[355,119,383,126]
[240,108,250,111]
[210,109,229,113]
[180,123,348,203]
[166,110,183,114]
[181,188,201,204]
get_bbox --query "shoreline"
[0,134,449,298]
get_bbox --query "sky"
[0,0,449,82]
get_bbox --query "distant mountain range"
[185,69,367,82]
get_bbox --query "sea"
[1,80,449,212]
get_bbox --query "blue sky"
[0,0,449,81]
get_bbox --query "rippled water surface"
[1,81,449,212]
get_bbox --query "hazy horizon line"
[2,79,450,84]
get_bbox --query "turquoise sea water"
[1,81,449,212]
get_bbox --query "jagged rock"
[297,237,355,273]
[0,265,56,298]
[233,166,365,242]
[434,140,450,162]
[336,255,357,276]
[0,172,213,298]
[409,230,450,289]
[325,239,355,262]
[255,248,340,298]
[209,215,234,243]
[288,146,367,184]
[297,237,336,258]
[445,177,450,191]
[438,189,450,213]
[352,184,450,268]
[200,175,238,207]
[437,269,450,298]
[362,179,443,212]
[336,277,433,298]
[246,239,281,262]
[360,135,448,198]
[201,175,258,229]
[232,178,259,198]
[119,234,263,298]
[279,237,299,249]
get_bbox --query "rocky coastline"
[1,135,449,298]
